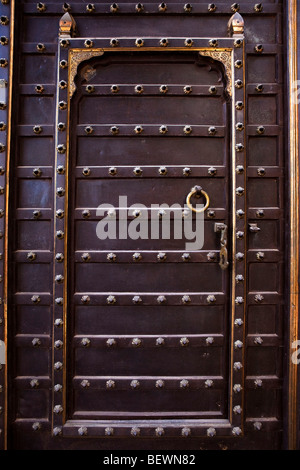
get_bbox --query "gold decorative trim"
[68,49,104,98]
[198,50,232,95]
[288,0,299,451]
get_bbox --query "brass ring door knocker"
[186,185,210,213]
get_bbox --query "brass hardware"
[205,379,214,388]
[54,361,63,371]
[209,85,217,95]
[183,85,192,94]
[106,295,116,305]
[56,187,65,197]
[86,4,95,13]
[84,126,93,135]
[184,38,193,47]
[236,122,244,131]
[180,337,189,347]
[32,422,41,432]
[106,379,115,389]
[156,337,165,346]
[107,252,117,262]
[0,16,9,25]
[158,2,167,12]
[81,295,90,304]
[111,84,119,93]
[160,38,169,47]
[235,100,244,110]
[60,38,69,48]
[256,251,265,261]
[232,427,242,436]
[233,405,242,414]
[33,167,42,177]
[186,186,210,213]
[180,379,189,388]
[55,274,64,284]
[59,80,67,89]
[57,165,65,175]
[236,186,244,196]
[63,3,71,12]
[234,318,243,327]
[0,103,6,110]
[86,84,95,94]
[31,295,40,304]
[59,59,68,69]
[136,3,144,13]
[53,405,63,415]
[228,11,244,35]
[231,3,240,12]
[235,79,243,89]
[134,125,143,134]
[53,384,62,392]
[234,38,243,48]
[58,100,67,110]
[132,295,142,304]
[30,379,40,389]
[182,252,191,261]
[27,252,36,261]
[57,144,66,154]
[156,379,164,388]
[233,361,243,371]
[182,295,191,304]
[209,39,218,47]
[84,39,94,48]
[214,223,229,270]
[255,294,264,303]
[130,379,140,388]
[255,44,264,53]
[133,166,142,176]
[256,125,265,135]
[110,126,119,136]
[236,231,244,239]
[208,126,217,136]
[236,143,244,152]
[249,223,260,233]
[36,43,45,53]
[33,125,42,135]
[208,166,217,176]
[132,337,142,347]
[106,338,117,347]
[81,338,91,348]
[55,297,63,306]
[104,427,114,436]
[82,167,91,176]
[0,58,8,68]
[184,3,192,13]
[235,59,243,68]
[135,38,144,47]
[110,38,119,47]
[157,252,166,261]
[32,337,41,348]
[207,210,215,218]
[108,167,117,176]
[206,336,214,345]
[236,252,244,261]
[58,122,66,132]
[254,336,263,345]
[235,296,244,305]
[54,340,63,350]
[133,252,142,261]
[135,84,144,94]
[254,379,263,388]
[256,209,264,218]
[183,167,191,176]
[255,83,264,93]
[236,209,245,218]
[155,427,165,437]
[233,384,242,393]
[183,125,192,135]
[0,36,8,46]
[207,252,216,261]
[81,252,91,262]
[159,125,168,134]
[208,3,217,12]
[131,427,141,437]
[56,230,64,239]
[254,3,263,12]
[110,3,119,13]
[158,166,167,175]
[207,428,216,437]
[159,84,168,94]
[157,295,166,304]
[33,210,41,219]
[207,294,216,303]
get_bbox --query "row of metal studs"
[0,0,9,451]
[36,2,264,14]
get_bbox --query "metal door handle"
[186,185,210,213]
[214,222,229,270]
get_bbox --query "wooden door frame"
[0,0,299,450]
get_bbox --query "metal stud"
[232,427,242,436]
[135,84,144,94]
[135,3,144,12]
[184,38,193,47]
[54,340,63,350]
[130,379,140,389]
[255,44,264,53]
[133,166,143,176]
[236,186,244,196]
[155,427,165,437]
[206,336,214,345]
[59,79,67,90]
[159,125,168,135]
[236,209,245,218]
[32,422,41,432]
[86,3,95,13]
[106,295,116,305]
[110,38,119,47]
[208,127,217,136]
[59,100,67,110]
[57,144,66,154]
[157,295,166,304]
[255,84,264,93]
[81,295,90,304]
[108,166,117,176]
[254,336,263,345]
[255,294,264,303]
[106,379,115,389]
[33,125,42,135]
[0,16,9,25]
[209,85,217,95]
[180,337,189,347]
[207,427,216,437]
[160,84,168,94]
[135,38,144,47]
[134,125,143,134]
[111,84,119,94]
[233,383,242,393]
[105,427,114,436]
[110,3,119,12]
[208,3,217,12]
[53,427,62,437]
[254,3,263,12]
[183,85,192,94]
[30,377,39,388]
[234,340,243,350]
[85,126,93,135]
[235,100,244,110]
[183,125,192,135]
[60,39,69,48]
[86,84,95,94]
[234,361,243,371]
[180,379,189,389]
[207,294,216,304]
[155,379,165,389]
[235,79,243,89]
[133,252,142,261]
[132,295,142,304]
[81,338,91,348]
[256,125,265,135]
[58,122,66,132]
[27,251,37,262]
[57,165,65,175]
[59,59,68,69]
[236,231,244,239]
[182,294,191,304]
[182,252,191,261]
[209,39,218,47]
[231,3,240,12]
[32,337,41,348]
[256,251,265,261]
[55,297,63,306]
[233,405,242,415]
[208,166,217,176]
[0,122,6,131]
[183,167,191,176]
[56,187,65,197]
[207,252,216,261]
[157,252,166,261]
[158,3,167,12]
[55,274,64,284]
[253,422,263,431]
[54,361,63,371]
[207,210,215,218]
[256,209,264,218]
[131,427,141,437]
[82,167,91,177]
[234,38,243,48]
[184,3,192,13]
[84,39,94,48]
[205,379,214,388]
[63,2,71,12]
[132,337,142,347]
[160,38,169,47]
[181,427,191,437]
[235,59,243,69]
[236,143,244,152]
[254,378,263,388]
[158,166,167,176]
[54,319,63,328]
[106,338,117,347]
[55,253,64,263]
[78,427,87,436]
[156,337,165,346]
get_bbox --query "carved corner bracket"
[198,50,233,96]
[69,49,104,98]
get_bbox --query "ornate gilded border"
[52,33,246,439]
